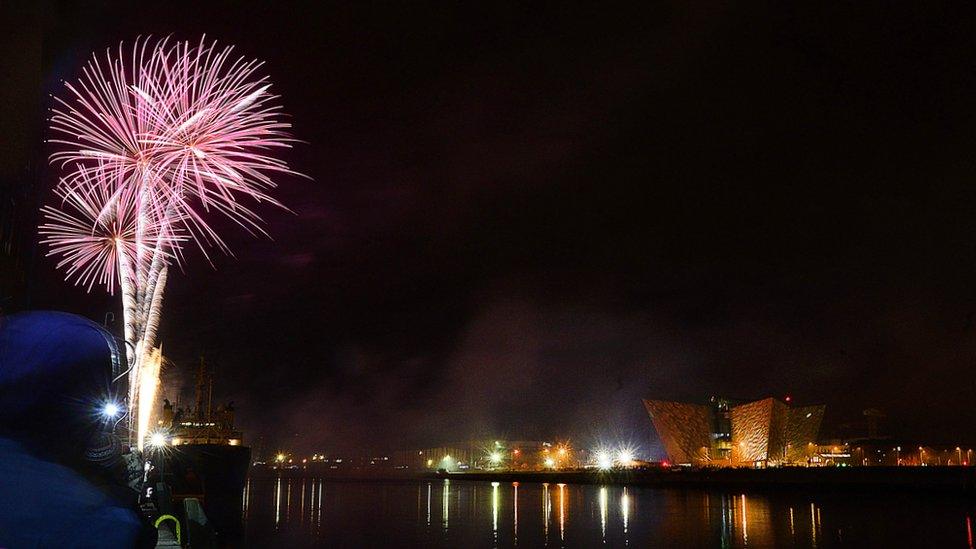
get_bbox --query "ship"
[157,358,251,540]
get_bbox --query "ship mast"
[195,357,207,423]
[207,373,213,422]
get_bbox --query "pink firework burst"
[46,35,301,261]
[40,36,303,437]
[39,170,184,293]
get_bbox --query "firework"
[39,170,182,293]
[41,36,301,445]
[137,346,163,451]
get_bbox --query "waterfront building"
[644,396,825,467]
[837,440,975,467]
[391,440,558,471]
[411,445,477,471]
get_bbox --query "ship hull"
[165,444,251,540]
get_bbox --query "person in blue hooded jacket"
[0,311,153,548]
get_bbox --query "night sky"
[4,2,976,457]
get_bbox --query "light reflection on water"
[241,477,976,547]
[557,483,566,542]
[541,482,549,542]
[512,482,519,544]
[599,485,608,540]
[621,487,630,542]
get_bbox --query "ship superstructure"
[160,359,243,446]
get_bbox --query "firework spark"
[41,36,301,446]
[137,346,163,452]
[39,170,182,293]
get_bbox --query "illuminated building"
[644,396,825,467]
[391,440,556,471]
[841,441,975,467]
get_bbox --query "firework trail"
[137,346,163,452]
[41,36,301,448]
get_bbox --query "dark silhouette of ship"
[158,359,250,539]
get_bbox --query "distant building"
[644,396,825,467]
[391,440,558,471]
[821,440,975,467]
[416,446,476,471]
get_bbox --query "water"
[241,477,975,547]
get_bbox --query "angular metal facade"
[785,405,825,462]
[647,396,825,466]
[728,398,787,463]
[643,399,712,465]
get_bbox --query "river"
[240,477,974,547]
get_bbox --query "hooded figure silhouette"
[0,311,150,548]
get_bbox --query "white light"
[149,432,166,448]
[618,449,635,466]
[596,450,614,470]
[103,402,120,418]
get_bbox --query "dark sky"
[4,2,976,457]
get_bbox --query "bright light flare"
[595,450,614,470]
[148,431,166,448]
[102,402,120,418]
[617,448,635,467]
